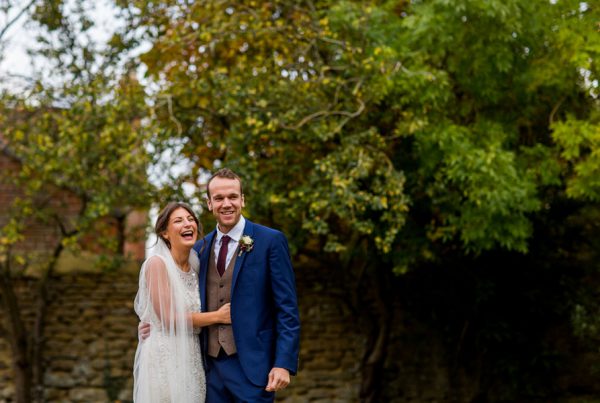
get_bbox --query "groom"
[196,168,300,402]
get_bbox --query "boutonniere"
[238,235,254,256]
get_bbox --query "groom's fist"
[266,367,290,392]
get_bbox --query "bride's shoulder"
[145,254,166,264]
[142,255,168,272]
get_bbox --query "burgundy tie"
[217,235,231,276]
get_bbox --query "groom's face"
[207,177,245,233]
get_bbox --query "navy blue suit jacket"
[194,219,300,386]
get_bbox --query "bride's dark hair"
[154,202,202,249]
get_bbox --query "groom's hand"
[138,322,151,341]
[265,367,290,392]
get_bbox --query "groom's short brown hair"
[206,168,244,199]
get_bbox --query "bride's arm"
[138,304,231,340]
[144,256,175,327]
[139,256,231,336]
[190,303,231,328]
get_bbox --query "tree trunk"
[338,240,394,403]
[0,267,32,403]
[115,213,126,256]
[31,274,50,403]
[31,244,62,402]
[359,265,392,403]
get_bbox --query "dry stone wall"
[1,264,597,402]
[0,274,140,402]
[0,267,367,403]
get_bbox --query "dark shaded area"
[378,199,600,401]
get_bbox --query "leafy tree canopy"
[114,0,598,271]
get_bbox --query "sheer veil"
[132,238,201,402]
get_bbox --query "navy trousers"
[206,352,275,403]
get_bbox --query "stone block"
[44,371,76,388]
[68,387,107,402]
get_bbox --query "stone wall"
[1,263,599,402]
[0,266,368,403]
[0,273,140,402]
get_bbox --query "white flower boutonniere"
[238,235,254,256]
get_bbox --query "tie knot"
[221,235,231,245]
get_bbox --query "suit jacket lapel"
[231,220,254,291]
[199,230,216,311]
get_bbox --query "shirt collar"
[216,215,245,243]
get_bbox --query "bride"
[133,202,230,402]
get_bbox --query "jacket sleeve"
[268,231,301,374]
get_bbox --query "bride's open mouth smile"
[181,230,194,240]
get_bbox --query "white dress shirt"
[213,215,246,271]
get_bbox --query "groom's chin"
[218,214,237,224]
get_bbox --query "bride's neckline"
[174,260,191,273]
[170,248,192,273]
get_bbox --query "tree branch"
[549,96,565,126]
[281,98,365,131]
[0,0,38,42]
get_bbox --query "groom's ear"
[206,196,213,211]
[241,194,245,208]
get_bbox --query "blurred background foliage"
[1,0,599,401]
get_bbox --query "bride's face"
[162,207,198,250]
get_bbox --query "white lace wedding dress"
[133,240,206,402]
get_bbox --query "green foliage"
[552,115,600,201]
[1,0,599,398]
[116,0,414,257]
[0,4,153,269]
[411,121,540,252]
[115,0,600,262]
[399,0,598,252]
